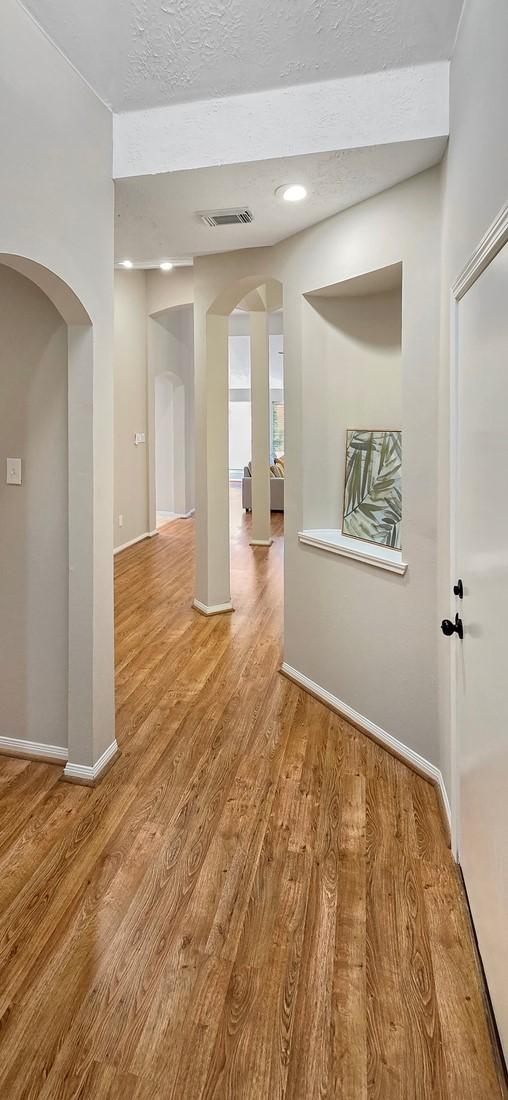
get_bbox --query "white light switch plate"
[6,458,22,485]
[134,432,146,445]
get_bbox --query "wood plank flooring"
[0,491,505,1098]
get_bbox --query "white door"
[454,240,508,1058]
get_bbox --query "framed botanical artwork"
[342,429,402,550]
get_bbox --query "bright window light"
[160,262,173,271]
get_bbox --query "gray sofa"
[242,466,284,512]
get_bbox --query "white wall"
[148,306,195,524]
[0,267,68,748]
[114,270,149,545]
[0,0,115,763]
[155,372,187,514]
[302,288,402,530]
[438,0,508,792]
[155,374,171,512]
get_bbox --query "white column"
[193,310,233,614]
[249,310,272,546]
[65,324,117,780]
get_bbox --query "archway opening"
[0,262,68,754]
[0,253,115,777]
[155,370,186,525]
[195,276,283,616]
[148,304,194,534]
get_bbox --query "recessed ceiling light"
[160,261,173,272]
[276,184,307,203]
[121,259,133,268]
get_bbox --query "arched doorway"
[155,370,187,523]
[0,254,116,780]
[148,304,195,533]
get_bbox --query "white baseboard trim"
[437,775,452,834]
[157,510,195,523]
[280,662,451,831]
[157,512,182,526]
[192,598,234,616]
[63,739,119,785]
[115,519,194,553]
[114,532,152,554]
[0,736,68,764]
[249,538,273,547]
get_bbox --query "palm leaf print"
[343,430,402,549]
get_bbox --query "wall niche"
[300,261,407,573]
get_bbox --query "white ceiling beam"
[113,61,449,180]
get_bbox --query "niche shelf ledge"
[298,529,407,575]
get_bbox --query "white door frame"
[449,201,508,857]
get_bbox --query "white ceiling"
[21,0,463,113]
[114,137,446,264]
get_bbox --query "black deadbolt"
[441,613,463,640]
[453,579,463,599]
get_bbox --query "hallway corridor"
[0,504,504,1098]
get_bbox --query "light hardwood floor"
[0,492,505,1098]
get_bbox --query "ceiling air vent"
[199,208,253,228]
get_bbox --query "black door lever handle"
[441,613,463,640]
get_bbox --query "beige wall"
[114,270,149,547]
[302,288,402,530]
[148,306,195,525]
[194,165,442,766]
[0,266,68,748]
[0,0,114,764]
[113,268,195,547]
[283,171,441,767]
[147,267,194,316]
[437,0,508,792]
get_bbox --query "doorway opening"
[228,301,284,568]
[148,304,194,532]
[0,253,114,775]
[0,263,68,754]
[195,276,283,619]
[155,370,186,527]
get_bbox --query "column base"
[192,598,235,616]
[62,739,120,787]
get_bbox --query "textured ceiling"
[21,0,463,112]
[114,137,446,264]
